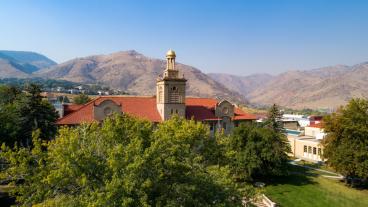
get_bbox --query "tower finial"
[166,49,176,58]
[166,49,176,71]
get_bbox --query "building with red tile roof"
[56,50,256,134]
[57,96,256,124]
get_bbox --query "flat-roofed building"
[287,123,325,162]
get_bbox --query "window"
[304,145,307,153]
[318,148,322,156]
[308,146,312,153]
[313,147,317,155]
[169,86,180,103]
[158,91,163,103]
[175,109,178,114]
[222,122,227,130]
[210,123,214,131]
[171,109,173,114]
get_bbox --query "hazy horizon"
[1,0,367,76]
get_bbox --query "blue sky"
[1,0,367,75]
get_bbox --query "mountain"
[3,49,367,109]
[212,64,368,109]
[0,50,56,77]
[208,73,274,97]
[36,50,247,103]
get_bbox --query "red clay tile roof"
[186,98,218,121]
[57,96,161,125]
[57,96,256,125]
[63,104,83,116]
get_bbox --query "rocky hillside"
[2,49,367,109]
[208,73,274,97]
[212,64,368,109]
[36,50,247,103]
[0,50,56,77]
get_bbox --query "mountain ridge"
[1,49,367,109]
[211,63,368,109]
[35,50,248,104]
[0,50,57,76]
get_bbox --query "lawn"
[263,165,368,207]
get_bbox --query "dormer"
[215,100,234,118]
[93,99,122,121]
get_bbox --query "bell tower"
[156,50,187,121]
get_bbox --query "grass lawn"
[263,165,368,207]
[294,160,337,173]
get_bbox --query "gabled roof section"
[57,96,162,125]
[63,104,83,116]
[186,98,218,121]
[185,97,257,121]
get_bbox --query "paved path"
[289,159,344,179]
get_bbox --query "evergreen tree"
[0,85,22,145]
[264,104,284,133]
[0,84,58,146]
[16,84,59,146]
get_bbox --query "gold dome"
[166,49,176,57]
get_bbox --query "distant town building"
[56,50,257,134]
[281,114,310,130]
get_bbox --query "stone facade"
[156,50,187,121]
[214,100,235,134]
[93,99,122,121]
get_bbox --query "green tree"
[0,85,23,145]
[264,104,284,133]
[1,115,252,206]
[73,94,91,104]
[16,84,59,146]
[0,104,21,145]
[322,98,368,184]
[0,84,59,146]
[0,85,21,105]
[226,123,290,180]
